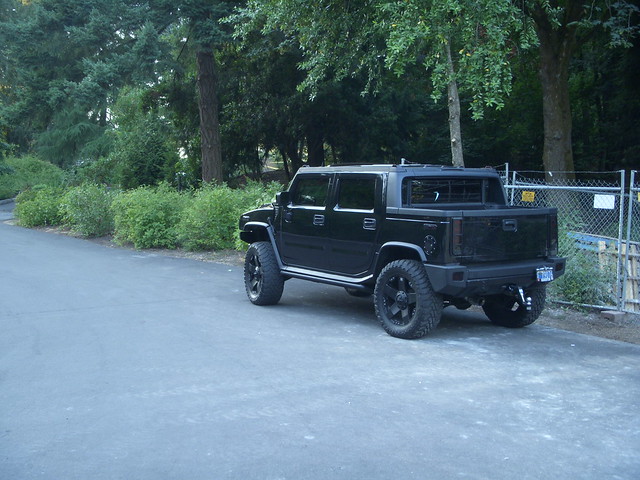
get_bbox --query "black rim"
[247,252,263,297]
[381,274,417,326]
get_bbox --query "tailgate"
[456,209,553,262]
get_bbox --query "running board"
[282,266,373,291]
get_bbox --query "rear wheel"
[482,284,547,328]
[374,260,442,339]
[244,242,284,305]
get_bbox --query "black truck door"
[327,174,382,275]
[279,174,333,270]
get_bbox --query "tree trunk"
[445,40,464,167]
[306,127,324,167]
[537,33,576,182]
[530,2,582,182]
[196,49,223,183]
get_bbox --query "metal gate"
[498,166,638,313]
[622,171,640,312]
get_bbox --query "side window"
[337,177,376,211]
[291,176,330,206]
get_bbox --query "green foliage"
[177,180,282,251]
[14,186,65,227]
[34,107,108,168]
[0,0,169,165]
[66,157,121,187]
[0,156,65,199]
[177,184,241,251]
[235,0,533,119]
[110,88,180,189]
[112,183,188,249]
[549,253,615,307]
[61,184,116,237]
[381,0,535,120]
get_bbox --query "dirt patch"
[536,306,640,345]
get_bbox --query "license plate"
[536,267,554,282]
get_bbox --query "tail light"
[452,217,463,256]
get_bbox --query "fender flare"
[374,241,427,274]
[241,222,285,269]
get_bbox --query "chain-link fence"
[496,165,638,313]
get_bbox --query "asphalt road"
[1,202,640,480]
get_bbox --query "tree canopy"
[0,0,638,184]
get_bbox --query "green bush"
[176,181,282,251]
[177,184,243,251]
[0,155,65,199]
[62,184,116,237]
[14,186,65,227]
[549,252,615,306]
[112,183,188,249]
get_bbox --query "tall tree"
[232,0,531,167]
[0,0,168,165]
[523,0,639,180]
[152,0,241,183]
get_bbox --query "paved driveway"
[1,216,639,479]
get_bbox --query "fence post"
[615,170,626,310]
[623,170,636,312]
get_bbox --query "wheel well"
[240,227,270,244]
[375,246,423,275]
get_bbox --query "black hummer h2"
[239,164,566,339]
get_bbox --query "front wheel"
[482,284,547,328]
[244,242,284,306]
[374,260,442,339]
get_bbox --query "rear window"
[402,177,502,206]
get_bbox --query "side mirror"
[275,191,290,206]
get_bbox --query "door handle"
[284,211,293,222]
[363,218,377,230]
[502,219,518,232]
[313,214,325,226]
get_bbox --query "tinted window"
[291,176,330,206]
[337,177,376,210]
[402,178,484,206]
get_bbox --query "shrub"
[549,252,615,306]
[62,184,116,237]
[176,181,282,251]
[14,186,65,227]
[112,183,188,249]
[0,155,64,200]
[177,184,243,251]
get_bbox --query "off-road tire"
[244,242,284,306]
[374,260,442,339]
[482,284,547,328]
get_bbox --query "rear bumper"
[424,257,566,297]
